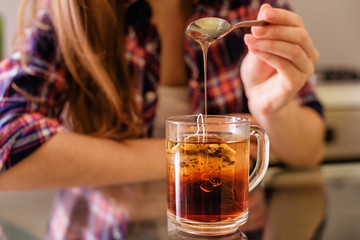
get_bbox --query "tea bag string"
[195,113,206,142]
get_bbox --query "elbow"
[289,121,327,169]
[284,142,325,169]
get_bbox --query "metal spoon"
[187,17,269,43]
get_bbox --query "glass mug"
[166,115,269,236]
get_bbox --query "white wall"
[0,0,21,58]
[1,0,360,69]
[288,0,360,69]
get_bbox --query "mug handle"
[249,125,270,192]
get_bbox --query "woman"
[0,0,324,192]
[0,0,325,238]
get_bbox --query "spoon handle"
[229,20,269,34]
[233,20,269,29]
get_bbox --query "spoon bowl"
[187,17,268,43]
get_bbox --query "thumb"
[257,3,272,20]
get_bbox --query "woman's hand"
[241,3,319,118]
[240,5,325,167]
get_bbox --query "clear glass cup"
[166,115,269,236]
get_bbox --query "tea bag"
[169,134,236,193]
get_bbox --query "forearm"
[0,131,166,191]
[147,0,189,86]
[253,101,325,168]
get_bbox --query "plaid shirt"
[0,0,323,239]
[45,187,128,240]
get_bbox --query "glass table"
[1,161,360,240]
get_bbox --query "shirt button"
[145,91,156,102]
[190,80,198,88]
[135,94,142,104]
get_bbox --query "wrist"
[251,100,299,128]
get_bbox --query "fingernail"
[261,3,272,10]
[252,26,266,37]
[244,34,257,45]
[264,9,276,20]
[259,4,272,21]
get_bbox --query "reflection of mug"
[166,115,269,236]
[168,228,248,240]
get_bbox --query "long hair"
[16,0,142,140]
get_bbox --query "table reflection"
[168,229,248,240]
[127,168,326,240]
[4,163,359,240]
[262,169,326,240]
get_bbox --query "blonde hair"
[17,0,142,140]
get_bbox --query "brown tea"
[166,135,249,222]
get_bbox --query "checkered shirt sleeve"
[0,11,66,172]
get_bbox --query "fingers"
[251,25,319,65]
[245,48,309,92]
[244,34,315,75]
[257,3,304,28]
[244,4,319,77]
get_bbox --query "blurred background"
[1,0,359,162]
[290,0,360,162]
[0,1,359,240]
